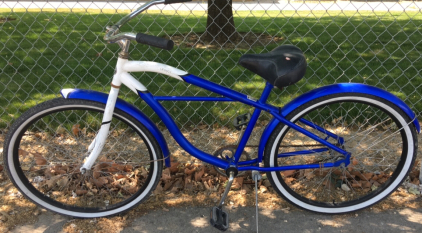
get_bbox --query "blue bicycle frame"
[64,69,420,173]
[138,74,351,172]
[63,47,422,174]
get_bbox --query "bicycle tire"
[264,93,417,214]
[4,98,163,218]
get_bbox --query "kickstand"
[210,171,235,231]
[252,170,261,233]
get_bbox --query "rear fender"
[258,83,420,162]
[61,89,171,167]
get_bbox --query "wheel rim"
[8,103,159,216]
[269,96,414,212]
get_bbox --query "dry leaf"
[124,165,133,172]
[163,180,175,191]
[332,169,343,176]
[170,186,179,193]
[140,167,148,178]
[361,181,372,188]
[262,179,271,188]
[94,162,110,171]
[153,181,163,195]
[350,171,366,180]
[115,174,126,180]
[377,177,388,184]
[161,168,171,181]
[85,181,93,189]
[92,177,108,188]
[196,181,205,191]
[241,184,252,194]
[281,170,296,177]
[107,167,119,173]
[93,170,101,179]
[56,125,66,135]
[208,167,218,176]
[75,189,87,195]
[55,169,67,175]
[184,167,196,176]
[46,175,62,189]
[304,170,315,180]
[169,162,180,173]
[411,178,420,185]
[18,149,29,158]
[56,177,69,187]
[195,167,205,182]
[371,175,379,181]
[44,168,53,178]
[352,182,362,188]
[219,176,228,182]
[232,177,244,190]
[81,127,87,136]
[127,184,138,194]
[173,178,184,189]
[284,177,295,184]
[259,185,268,193]
[72,124,80,137]
[33,152,47,165]
[184,176,194,191]
[363,173,373,180]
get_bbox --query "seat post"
[258,82,274,104]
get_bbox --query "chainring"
[212,145,251,177]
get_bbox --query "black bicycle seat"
[238,45,307,89]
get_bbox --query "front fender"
[258,83,420,162]
[61,89,171,167]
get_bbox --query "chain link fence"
[1,0,421,164]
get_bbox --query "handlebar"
[104,0,191,50]
[136,32,174,50]
[164,0,192,4]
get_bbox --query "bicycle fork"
[80,40,132,173]
[80,86,120,173]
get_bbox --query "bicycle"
[3,0,420,231]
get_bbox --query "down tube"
[138,91,229,169]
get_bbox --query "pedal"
[209,171,234,231]
[210,206,229,231]
[232,113,251,130]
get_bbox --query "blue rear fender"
[258,83,421,162]
[61,89,171,167]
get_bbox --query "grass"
[1,9,422,129]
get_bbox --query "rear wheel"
[264,93,417,214]
[4,98,163,218]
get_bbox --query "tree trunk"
[205,0,239,45]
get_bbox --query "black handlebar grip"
[164,0,192,4]
[136,33,174,51]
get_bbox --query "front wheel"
[4,98,163,218]
[264,93,417,214]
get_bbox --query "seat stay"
[299,118,345,145]
[270,110,351,158]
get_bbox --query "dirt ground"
[0,126,421,233]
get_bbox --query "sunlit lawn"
[1,8,421,128]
